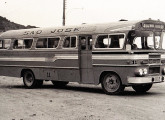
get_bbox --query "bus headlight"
[135,68,148,76]
[143,68,148,75]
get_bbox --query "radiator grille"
[149,53,161,64]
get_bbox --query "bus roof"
[0,19,164,39]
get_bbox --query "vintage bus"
[0,19,165,95]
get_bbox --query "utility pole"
[63,0,66,26]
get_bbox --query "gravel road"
[0,76,165,120]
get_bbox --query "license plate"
[154,76,161,82]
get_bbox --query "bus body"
[0,19,165,94]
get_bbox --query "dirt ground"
[0,76,165,120]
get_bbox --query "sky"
[0,0,165,27]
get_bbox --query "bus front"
[126,20,165,92]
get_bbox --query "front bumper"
[127,75,165,84]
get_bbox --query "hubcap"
[104,75,120,92]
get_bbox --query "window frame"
[94,33,126,49]
[0,39,11,50]
[13,38,33,50]
[132,33,156,50]
[36,36,61,49]
[62,36,78,49]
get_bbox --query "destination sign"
[143,23,164,29]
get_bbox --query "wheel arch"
[21,69,34,78]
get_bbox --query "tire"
[101,73,125,95]
[132,84,153,93]
[51,81,69,87]
[23,70,43,88]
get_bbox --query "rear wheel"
[132,84,153,93]
[23,70,43,88]
[51,81,69,87]
[101,73,125,95]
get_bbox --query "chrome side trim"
[0,64,79,69]
[92,54,148,60]
[0,55,78,62]
[93,64,141,67]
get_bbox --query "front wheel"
[132,84,153,93]
[101,73,125,95]
[23,70,43,88]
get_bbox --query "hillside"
[0,16,37,32]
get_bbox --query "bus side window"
[24,39,33,49]
[13,39,33,49]
[95,34,125,49]
[109,34,124,48]
[80,36,92,50]
[63,36,76,48]
[71,37,76,47]
[80,37,86,50]
[63,37,70,48]
[36,37,60,49]
[48,37,60,48]
[88,37,92,50]
[36,38,47,48]
[0,40,3,49]
[133,37,142,49]
[0,39,11,49]
[13,40,18,49]
[109,35,120,48]
[95,35,108,48]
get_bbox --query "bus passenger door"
[79,36,94,84]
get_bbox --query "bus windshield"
[130,31,165,50]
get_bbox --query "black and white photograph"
[0,0,165,120]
